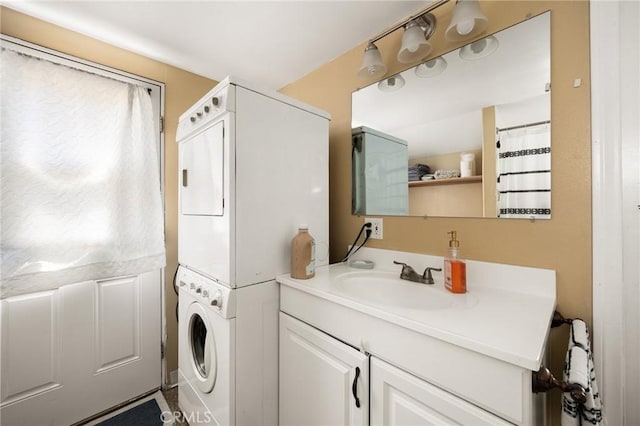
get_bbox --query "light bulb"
[368,65,382,76]
[424,59,437,69]
[358,42,387,78]
[377,74,405,92]
[397,21,432,64]
[456,19,475,35]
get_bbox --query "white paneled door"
[0,271,162,425]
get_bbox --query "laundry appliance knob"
[210,290,222,308]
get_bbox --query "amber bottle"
[290,225,316,279]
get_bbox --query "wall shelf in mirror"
[409,176,482,187]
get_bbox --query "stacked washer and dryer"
[176,77,329,425]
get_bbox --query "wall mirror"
[351,12,551,219]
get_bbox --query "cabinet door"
[179,120,224,216]
[370,357,512,426]
[279,313,368,426]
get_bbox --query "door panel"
[95,277,141,372]
[279,313,368,426]
[0,291,62,405]
[0,271,161,426]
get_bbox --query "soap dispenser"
[444,230,467,294]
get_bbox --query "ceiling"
[4,0,428,90]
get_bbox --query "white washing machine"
[177,266,279,426]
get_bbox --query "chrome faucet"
[393,261,442,285]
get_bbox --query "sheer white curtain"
[496,123,551,219]
[1,48,165,298]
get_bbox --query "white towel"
[561,321,602,426]
[567,347,590,389]
[571,320,590,351]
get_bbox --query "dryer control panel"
[177,266,235,319]
[176,82,235,143]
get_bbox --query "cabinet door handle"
[182,169,188,187]
[352,366,361,408]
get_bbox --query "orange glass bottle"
[444,231,467,294]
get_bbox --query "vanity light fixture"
[357,42,387,78]
[459,35,499,60]
[415,56,447,78]
[357,0,449,79]
[397,15,436,64]
[378,74,406,92]
[444,0,488,42]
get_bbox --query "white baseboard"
[169,369,179,387]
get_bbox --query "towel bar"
[532,366,587,404]
[532,310,587,404]
[551,310,573,327]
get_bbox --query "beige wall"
[482,106,498,217]
[409,182,484,217]
[281,2,591,423]
[1,6,217,376]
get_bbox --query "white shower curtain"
[0,48,166,298]
[496,123,551,219]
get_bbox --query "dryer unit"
[176,76,330,288]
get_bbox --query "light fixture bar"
[368,0,450,45]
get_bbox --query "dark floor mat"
[97,399,163,426]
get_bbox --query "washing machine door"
[186,303,217,393]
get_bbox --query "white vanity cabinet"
[277,247,555,426]
[370,357,511,425]
[279,311,512,426]
[279,313,368,426]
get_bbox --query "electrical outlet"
[365,217,383,240]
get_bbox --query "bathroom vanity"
[277,248,555,425]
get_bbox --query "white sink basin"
[331,271,477,311]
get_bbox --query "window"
[1,36,166,298]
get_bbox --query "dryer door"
[179,120,224,216]
[187,303,217,393]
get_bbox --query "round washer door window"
[187,303,217,393]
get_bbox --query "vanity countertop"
[277,248,556,371]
